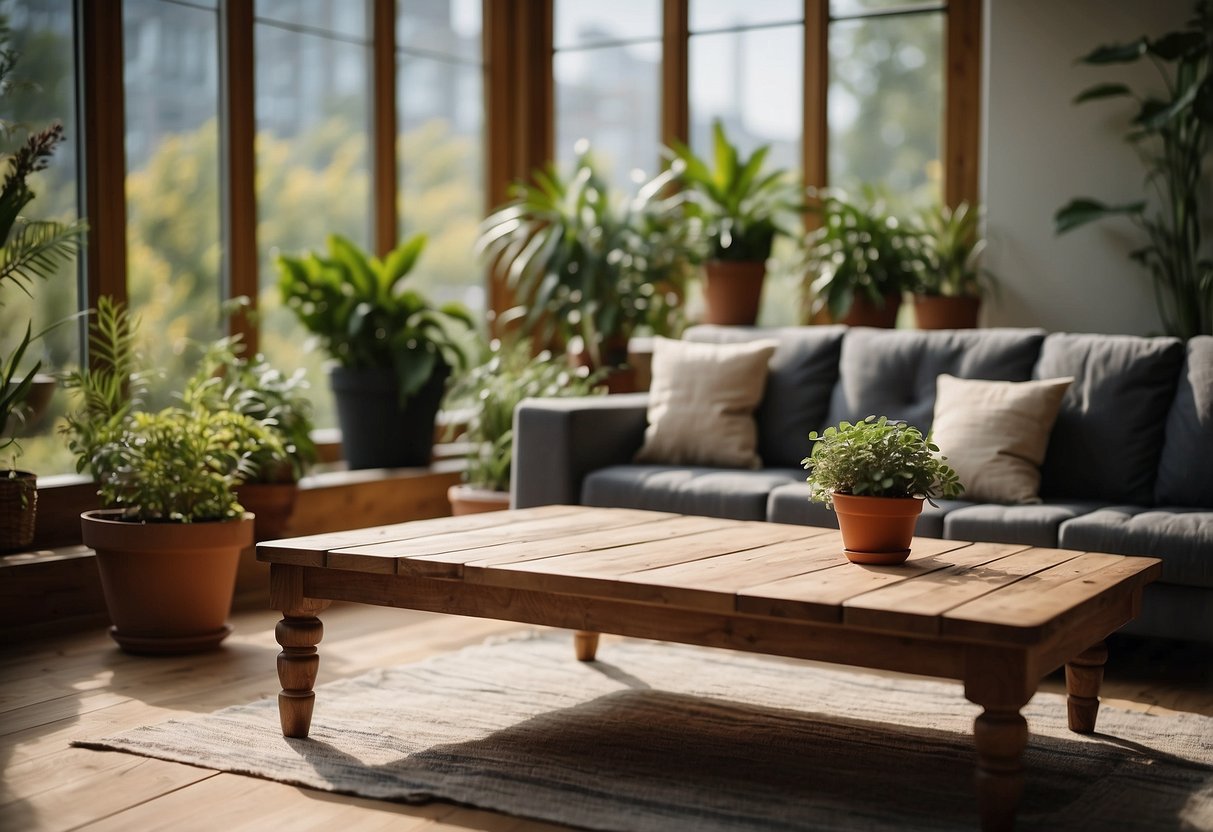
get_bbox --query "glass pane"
[831,0,928,17]
[0,0,81,475]
[254,0,366,41]
[829,13,943,209]
[554,0,660,49]
[555,42,661,195]
[397,0,480,62]
[398,55,485,313]
[123,0,223,410]
[689,0,801,33]
[689,26,802,172]
[256,22,372,430]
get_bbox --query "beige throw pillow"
[930,374,1073,505]
[635,336,779,469]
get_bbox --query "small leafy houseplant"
[62,297,286,653]
[444,337,604,513]
[911,200,993,329]
[1054,3,1213,338]
[476,147,691,372]
[667,120,802,325]
[803,416,963,564]
[802,187,921,328]
[276,233,473,469]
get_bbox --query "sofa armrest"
[511,393,650,508]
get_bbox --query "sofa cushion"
[943,501,1106,548]
[1155,336,1213,507]
[582,466,803,521]
[684,325,846,468]
[930,375,1073,505]
[635,336,778,469]
[1059,507,1213,588]
[825,327,1045,435]
[1035,333,1184,505]
[766,481,967,539]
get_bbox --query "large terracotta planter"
[447,484,510,516]
[831,492,923,565]
[81,509,253,654]
[0,470,36,551]
[703,260,766,325]
[914,295,981,329]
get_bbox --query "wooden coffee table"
[258,505,1161,832]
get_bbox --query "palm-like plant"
[666,120,802,263]
[1054,3,1213,338]
[476,149,691,366]
[912,201,992,298]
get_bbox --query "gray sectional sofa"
[512,326,1213,643]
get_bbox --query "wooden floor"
[2,603,1211,832]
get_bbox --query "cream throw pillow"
[930,374,1074,505]
[635,336,779,469]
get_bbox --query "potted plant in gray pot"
[444,336,604,515]
[276,233,473,469]
[667,120,803,326]
[911,200,994,329]
[62,297,286,653]
[801,187,921,328]
[803,415,963,565]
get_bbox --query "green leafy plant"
[188,337,317,483]
[801,187,922,321]
[444,337,605,492]
[476,148,691,365]
[1054,3,1213,338]
[802,415,963,509]
[276,233,474,402]
[912,201,993,298]
[61,297,284,522]
[666,120,802,263]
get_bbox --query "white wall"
[981,0,1191,335]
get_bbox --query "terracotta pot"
[831,492,924,565]
[0,470,36,551]
[703,260,766,326]
[81,509,253,654]
[447,484,510,516]
[569,336,637,394]
[914,295,981,329]
[841,294,902,328]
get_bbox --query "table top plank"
[841,543,1059,635]
[257,505,583,566]
[326,508,675,574]
[941,552,1163,642]
[734,536,976,622]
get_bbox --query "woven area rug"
[76,632,1213,831]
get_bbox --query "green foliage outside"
[802,415,963,508]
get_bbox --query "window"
[0,0,82,475]
[553,0,662,192]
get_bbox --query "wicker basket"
[0,471,37,551]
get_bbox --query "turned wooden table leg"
[573,630,600,661]
[1066,641,1108,734]
[965,647,1034,832]
[269,564,331,739]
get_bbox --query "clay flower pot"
[448,484,510,516]
[81,509,253,654]
[703,260,766,326]
[914,295,981,329]
[831,492,924,565]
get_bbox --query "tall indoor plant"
[62,298,285,653]
[668,120,802,326]
[802,187,921,328]
[1054,4,1213,338]
[0,32,86,549]
[476,147,691,385]
[276,233,472,469]
[911,200,993,329]
[444,337,604,515]
[803,416,963,564]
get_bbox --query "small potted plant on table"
[62,298,285,653]
[276,233,472,469]
[803,415,963,564]
[445,337,604,514]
